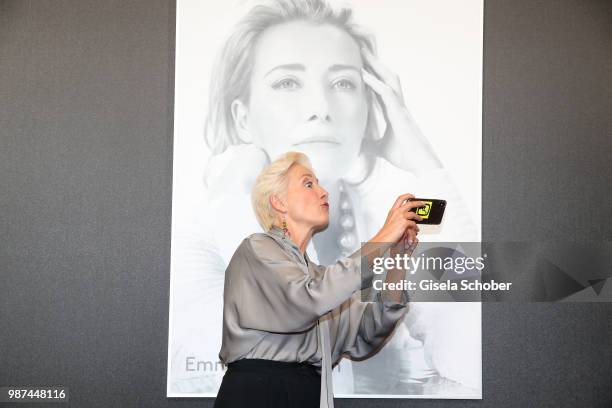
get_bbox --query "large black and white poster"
[168,0,483,399]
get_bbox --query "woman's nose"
[319,186,329,200]
[305,87,331,122]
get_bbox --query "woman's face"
[236,21,368,182]
[282,163,329,231]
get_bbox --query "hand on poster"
[360,47,442,177]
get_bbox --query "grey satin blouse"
[218,225,409,407]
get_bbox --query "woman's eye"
[332,79,356,90]
[305,181,313,188]
[272,78,300,90]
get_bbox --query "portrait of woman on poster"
[214,151,422,407]
[169,0,480,397]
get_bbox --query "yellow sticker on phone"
[416,201,433,219]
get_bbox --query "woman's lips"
[322,203,329,208]
[293,136,341,145]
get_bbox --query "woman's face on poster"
[233,21,368,181]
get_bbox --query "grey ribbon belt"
[318,318,334,408]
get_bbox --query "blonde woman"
[215,151,423,408]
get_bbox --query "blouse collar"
[267,225,298,249]
[267,225,312,266]
[267,224,287,240]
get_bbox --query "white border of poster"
[168,0,483,399]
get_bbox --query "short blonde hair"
[251,151,313,231]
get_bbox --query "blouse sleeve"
[230,234,376,333]
[327,287,409,365]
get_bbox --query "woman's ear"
[231,99,253,143]
[269,194,287,214]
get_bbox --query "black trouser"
[213,359,321,408]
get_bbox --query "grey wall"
[1,0,610,407]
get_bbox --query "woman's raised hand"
[360,48,442,176]
[371,193,424,247]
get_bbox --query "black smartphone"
[406,198,447,225]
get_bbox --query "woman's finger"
[392,193,416,209]
[407,227,417,246]
[402,200,428,210]
[402,228,419,253]
[410,237,419,253]
[404,220,417,230]
[406,227,414,243]
[402,229,410,249]
[361,47,403,97]
[362,68,397,104]
[405,211,424,222]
